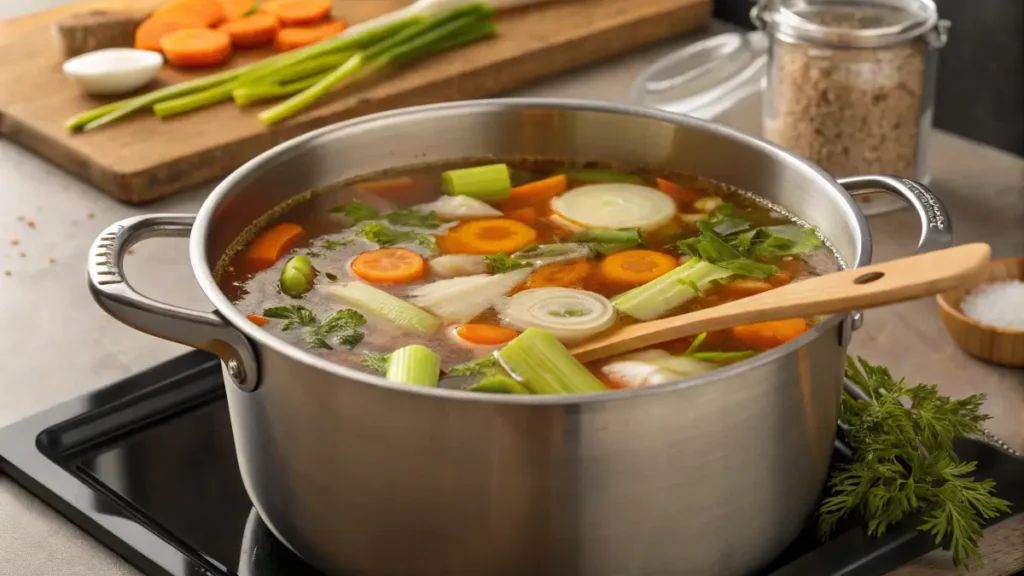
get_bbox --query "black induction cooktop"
[1,350,1022,576]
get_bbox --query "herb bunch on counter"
[818,357,1012,567]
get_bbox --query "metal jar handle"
[87,214,259,392]
[836,175,953,340]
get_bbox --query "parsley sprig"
[485,253,531,274]
[818,357,1011,567]
[262,305,366,351]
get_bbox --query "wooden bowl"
[937,257,1024,367]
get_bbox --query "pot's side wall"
[223,325,844,576]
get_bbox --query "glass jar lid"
[751,0,947,48]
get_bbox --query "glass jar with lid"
[631,0,950,215]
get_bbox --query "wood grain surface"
[0,0,711,203]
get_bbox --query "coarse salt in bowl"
[961,280,1024,331]
[937,257,1024,367]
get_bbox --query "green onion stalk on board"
[64,2,498,131]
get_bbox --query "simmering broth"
[217,160,839,393]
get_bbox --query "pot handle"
[87,214,259,392]
[838,175,953,254]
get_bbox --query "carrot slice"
[218,12,280,48]
[525,259,594,289]
[219,0,260,20]
[456,323,518,346]
[351,248,425,284]
[510,175,567,203]
[439,219,538,255]
[598,249,677,287]
[730,319,808,351]
[244,223,304,271]
[153,0,226,27]
[247,313,270,326]
[767,272,792,287]
[161,28,232,67]
[273,19,346,51]
[260,0,331,26]
[134,15,207,51]
[505,206,537,224]
[720,278,775,299]
[656,177,700,204]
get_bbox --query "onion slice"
[409,268,531,323]
[415,195,502,220]
[550,183,675,232]
[500,287,615,343]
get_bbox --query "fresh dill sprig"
[817,356,1011,567]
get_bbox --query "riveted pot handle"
[88,214,259,392]
[839,176,953,254]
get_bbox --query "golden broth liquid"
[218,160,840,391]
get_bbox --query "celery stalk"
[441,164,512,200]
[497,329,607,395]
[386,345,440,387]
[327,281,441,335]
[612,258,733,321]
[467,375,530,394]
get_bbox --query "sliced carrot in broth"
[456,324,518,345]
[441,219,538,255]
[524,260,593,290]
[505,206,538,224]
[351,248,425,284]
[720,278,774,298]
[656,177,700,204]
[247,313,270,326]
[244,222,304,271]
[599,249,677,287]
[731,319,808,351]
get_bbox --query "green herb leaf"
[324,272,338,281]
[447,355,501,377]
[322,239,349,250]
[385,208,444,229]
[715,258,780,278]
[242,0,262,16]
[750,224,823,259]
[708,203,752,236]
[330,201,380,223]
[262,305,316,330]
[485,252,530,274]
[689,351,757,362]
[360,351,390,374]
[302,308,367,350]
[358,222,436,251]
[569,228,642,255]
[817,357,1011,568]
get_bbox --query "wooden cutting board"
[0,0,710,203]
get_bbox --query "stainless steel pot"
[88,99,952,576]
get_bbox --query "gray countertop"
[2,6,1024,575]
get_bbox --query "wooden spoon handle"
[571,243,992,363]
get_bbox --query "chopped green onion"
[496,329,607,395]
[569,228,642,255]
[386,344,440,387]
[441,163,512,201]
[467,374,530,394]
[279,255,316,298]
[565,169,645,184]
[689,351,758,362]
[328,281,441,334]
[612,258,732,321]
[232,74,326,107]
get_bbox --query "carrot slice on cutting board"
[351,248,425,284]
[161,28,233,67]
[273,19,346,51]
[244,223,304,270]
[456,324,518,345]
[219,0,261,20]
[153,0,227,27]
[135,15,207,52]
[261,0,332,26]
[218,12,280,48]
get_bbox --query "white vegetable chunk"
[409,268,531,323]
[428,254,489,278]
[415,195,502,220]
[500,287,616,343]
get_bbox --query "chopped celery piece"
[497,329,607,395]
[386,344,440,387]
[441,164,511,200]
[612,258,732,321]
[328,281,441,334]
[565,169,644,184]
[467,374,530,394]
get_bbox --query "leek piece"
[467,374,530,394]
[569,228,642,255]
[441,164,512,201]
[612,258,733,321]
[496,329,607,395]
[565,169,645,184]
[328,281,441,334]
[386,344,440,387]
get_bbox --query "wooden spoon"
[570,243,991,363]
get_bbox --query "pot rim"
[191,98,871,405]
